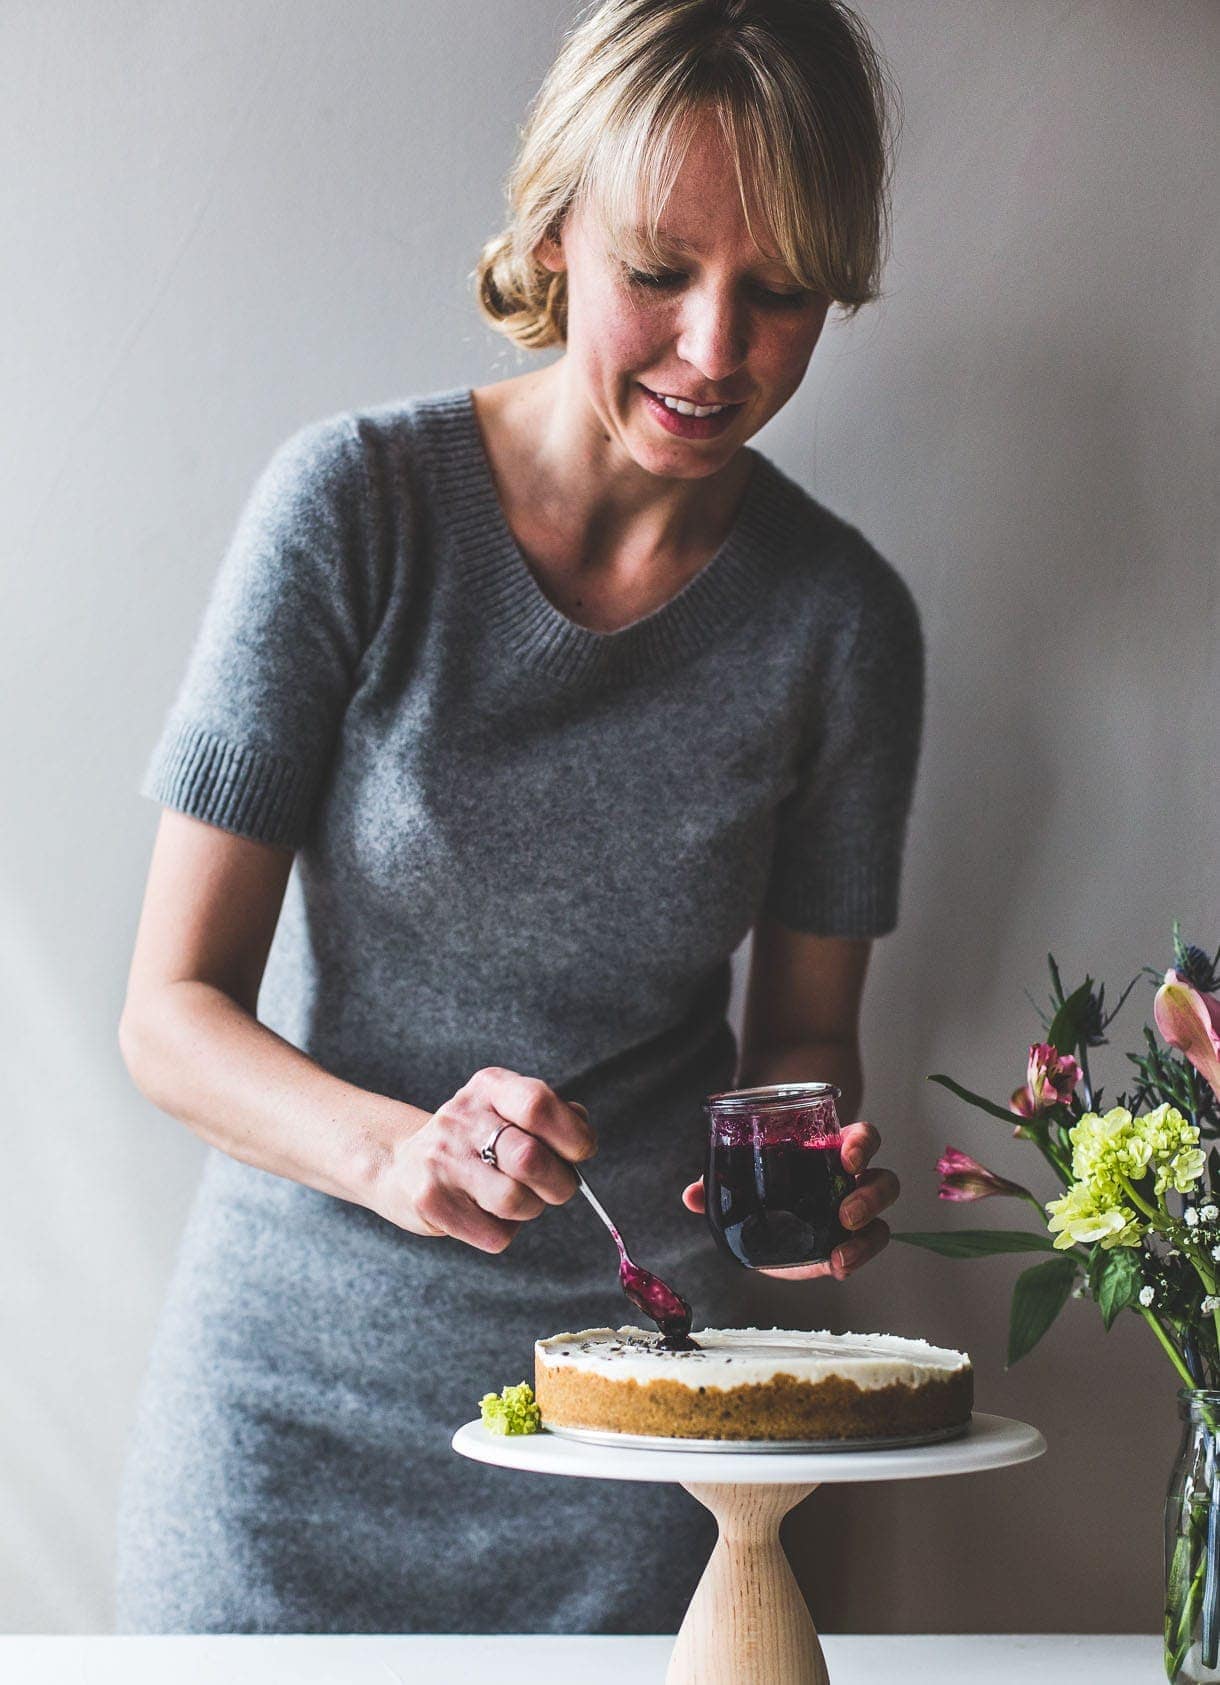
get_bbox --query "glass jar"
[1166,1389,1220,1683]
[702,1081,850,1269]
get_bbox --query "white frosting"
[536,1326,970,1392]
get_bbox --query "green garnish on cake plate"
[479,1381,542,1435]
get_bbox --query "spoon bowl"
[570,1163,696,1348]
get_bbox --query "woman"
[116,0,920,1635]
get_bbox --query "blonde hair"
[475,0,898,351]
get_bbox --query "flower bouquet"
[894,926,1220,1684]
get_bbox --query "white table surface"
[0,1635,1162,1683]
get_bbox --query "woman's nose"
[674,288,749,384]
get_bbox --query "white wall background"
[3,0,1217,1637]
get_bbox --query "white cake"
[535,1326,973,1441]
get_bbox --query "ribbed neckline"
[411,386,802,683]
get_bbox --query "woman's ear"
[534,219,567,275]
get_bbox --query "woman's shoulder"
[267,386,468,475]
[250,387,475,536]
[754,451,922,642]
[348,384,472,444]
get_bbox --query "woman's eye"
[624,268,810,308]
[755,288,811,308]
[626,268,684,289]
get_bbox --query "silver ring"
[480,1122,514,1169]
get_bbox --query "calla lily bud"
[936,1146,1031,1202]
[1009,1042,1082,1117]
[1155,970,1220,1103]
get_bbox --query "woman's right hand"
[369,1067,597,1253]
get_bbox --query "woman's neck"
[470,362,753,593]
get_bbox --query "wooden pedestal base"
[666,1481,826,1685]
[453,1411,1046,1685]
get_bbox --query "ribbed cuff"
[141,719,312,847]
[763,856,901,938]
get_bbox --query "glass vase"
[1166,1389,1220,1683]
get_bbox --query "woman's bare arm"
[681,919,899,1281]
[118,811,595,1248]
[118,810,429,1205]
[736,918,872,1120]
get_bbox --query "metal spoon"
[570,1162,697,1349]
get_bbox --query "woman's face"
[541,114,832,481]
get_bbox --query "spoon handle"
[571,1162,620,1243]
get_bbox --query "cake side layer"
[536,1326,971,1390]
[535,1364,974,1441]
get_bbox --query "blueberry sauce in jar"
[703,1082,852,1268]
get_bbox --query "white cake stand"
[453,1412,1045,1685]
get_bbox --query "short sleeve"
[141,414,384,848]
[762,549,925,938]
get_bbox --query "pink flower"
[1009,1042,1082,1118]
[1154,970,1220,1103]
[936,1146,1031,1202]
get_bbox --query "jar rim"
[704,1081,841,1113]
[1177,1388,1220,1418]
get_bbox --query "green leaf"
[893,1229,1058,1258]
[1093,1247,1143,1331]
[1047,978,1094,1058]
[928,1073,1022,1125]
[1085,1243,1108,1299]
[1007,1255,1079,1366]
[1166,1531,1197,1669]
[1167,1530,1195,1616]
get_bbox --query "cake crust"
[535,1327,973,1442]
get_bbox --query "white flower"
[1202,1296,1220,1315]
[1139,1285,1156,1306]
[1203,1205,1220,1222]
[1211,1245,1220,1261]
[1186,1208,1200,1227]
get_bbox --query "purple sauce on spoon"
[609,1226,698,1350]
[570,1162,698,1349]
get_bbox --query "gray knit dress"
[115,387,924,1634]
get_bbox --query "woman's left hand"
[680,1120,899,1282]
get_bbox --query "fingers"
[415,1180,522,1255]
[755,1218,892,1282]
[755,1154,898,1281]
[473,1068,598,1162]
[681,1179,706,1214]
[756,1259,834,1282]
[838,1166,900,1232]
[485,1123,578,1207]
[840,1120,880,1173]
[402,1070,597,1253]
[828,1217,891,1280]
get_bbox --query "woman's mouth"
[638,383,745,440]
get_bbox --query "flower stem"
[1180,1238,1218,1296]
[1079,1044,1095,1112]
[1037,1138,1072,1186]
[1142,1306,1195,1388]
[1118,1173,1160,1222]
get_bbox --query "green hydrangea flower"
[479,1381,542,1435]
[1045,1178,1143,1250]
[1044,1104,1205,1250]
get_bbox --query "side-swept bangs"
[477,0,896,350]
